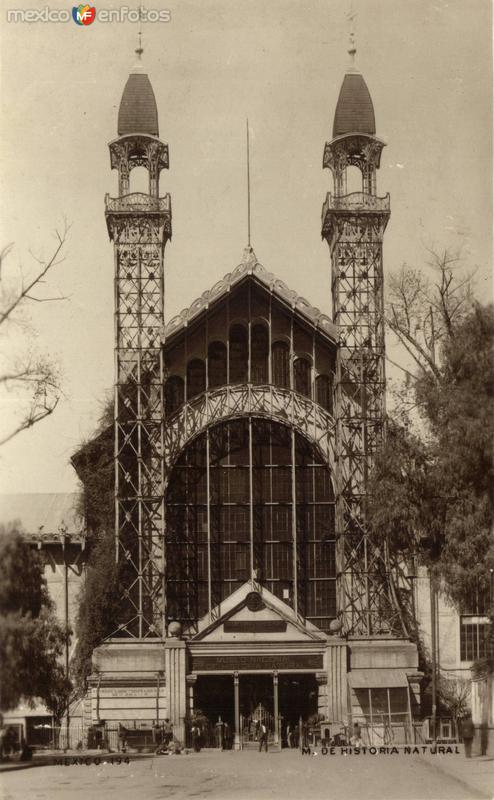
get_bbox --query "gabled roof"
[162,246,338,345]
[188,581,327,642]
[0,493,84,541]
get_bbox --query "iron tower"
[322,60,408,637]
[105,58,171,638]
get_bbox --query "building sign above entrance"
[223,620,287,633]
[191,654,323,671]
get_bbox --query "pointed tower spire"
[106,25,171,640]
[321,23,397,638]
[246,117,251,248]
[241,118,257,266]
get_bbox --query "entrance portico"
[185,583,333,749]
[193,670,319,749]
[87,583,420,746]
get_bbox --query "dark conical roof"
[332,71,376,137]
[118,69,159,137]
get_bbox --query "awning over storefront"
[348,669,410,689]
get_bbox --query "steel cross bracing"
[106,207,171,639]
[323,203,411,637]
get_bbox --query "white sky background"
[0,0,492,494]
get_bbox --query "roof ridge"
[162,251,337,343]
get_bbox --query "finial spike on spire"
[346,3,357,70]
[135,3,144,60]
[246,117,251,248]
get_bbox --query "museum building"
[73,48,426,749]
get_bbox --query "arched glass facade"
[165,418,336,632]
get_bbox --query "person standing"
[163,719,172,747]
[191,723,201,752]
[286,723,294,749]
[215,719,224,750]
[258,722,268,753]
[460,713,475,758]
[350,722,363,747]
[117,723,127,753]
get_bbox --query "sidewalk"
[419,751,494,799]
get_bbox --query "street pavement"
[0,748,493,800]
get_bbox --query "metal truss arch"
[163,384,337,486]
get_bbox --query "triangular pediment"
[162,246,337,347]
[188,582,327,643]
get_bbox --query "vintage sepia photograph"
[0,1,492,798]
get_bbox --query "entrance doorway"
[279,673,318,734]
[193,672,319,750]
[239,674,273,717]
[195,675,234,727]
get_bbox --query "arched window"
[251,323,269,384]
[345,165,362,195]
[129,165,149,194]
[164,375,184,415]
[272,341,290,389]
[294,357,311,398]
[229,324,248,384]
[208,341,227,389]
[316,374,332,414]
[165,418,336,630]
[187,359,206,400]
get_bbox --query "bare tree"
[438,673,471,731]
[0,225,69,446]
[385,247,476,421]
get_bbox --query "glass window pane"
[229,324,248,383]
[371,689,388,715]
[187,359,206,399]
[316,374,332,414]
[208,341,227,388]
[251,324,269,384]
[294,357,311,398]
[272,341,290,388]
[165,375,184,415]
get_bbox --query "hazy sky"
[0,0,492,494]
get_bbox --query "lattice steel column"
[106,132,171,638]
[322,131,408,637]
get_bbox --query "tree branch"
[0,395,60,447]
[0,224,69,326]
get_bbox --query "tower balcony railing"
[322,192,390,218]
[105,192,171,214]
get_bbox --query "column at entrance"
[186,674,197,718]
[164,637,187,743]
[273,671,279,746]
[326,641,348,724]
[234,672,240,751]
[316,672,328,718]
